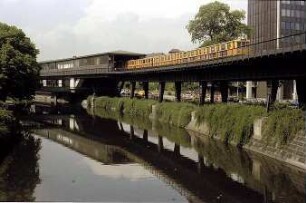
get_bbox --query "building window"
[282,0,290,5]
[281,22,286,29]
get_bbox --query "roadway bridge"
[39,33,306,106]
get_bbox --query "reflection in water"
[9,104,306,202]
[0,134,41,202]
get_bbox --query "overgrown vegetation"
[195,104,266,146]
[0,109,14,137]
[89,96,157,118]
[156,102,195,127]
[89,96,305,147]
[263,109,305,146]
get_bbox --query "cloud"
[0,0,247,61]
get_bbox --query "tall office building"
[247,0,306,101]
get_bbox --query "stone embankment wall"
[245,118,306,170]
[185,112,306,170]
[151,107,306,169]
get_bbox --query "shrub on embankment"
[263,108,305,146]
[0,109,14,138]
[89,96,305,146]
[155,102,195,127]
[195,104,266,145]
[89,96,157,118]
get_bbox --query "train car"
[125,39,250,70]
[127,60,136,69]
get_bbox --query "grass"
[263,109,305,146]
[155,102,195,127]
[195,104,266,146]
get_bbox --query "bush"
[195,104,266,146]
[263,109,305,146]
[0,109,14,137]
[155,102,195,127]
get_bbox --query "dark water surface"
[0,104,305,202]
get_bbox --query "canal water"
[0,104,305,202]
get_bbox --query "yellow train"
[126,39,250,70]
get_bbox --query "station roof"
[39,50,145,64]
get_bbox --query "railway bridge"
[39,33,306,106]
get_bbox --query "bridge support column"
[158,136,164,153]
[198,154,204,174]
[143,129,148,142]
[174,143,180,156]
[130,125,135,140]
[268,80,279,104]
[175,81,182,102]
[199,81,207,105]
[159,82,165,103]
[266,80,279,112]
[119,81,125,93]
[119,122,124,131]
[296,77,306,107]
[130,82,136,99]
[143,82,149,99]
[220,81,229,103]
[246,81,253,100]
[210,82,215,103]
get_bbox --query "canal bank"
[87,96,306,170]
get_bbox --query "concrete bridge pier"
[119,81,125,93]
[199,81,207,105]
[267,80,279,104]
[130,82,136,99]
[143,129,148,142]
[296,77,306,107]
[159,82,165,103]
[119,122,124,131]
[174,143,180,156]
[210,82,215,103]
[143,82,149,99]
[220,81,229,103]
[175,81,182,102]
[130,125,135,140]
[158,135,164,153]
[197,154,205,174]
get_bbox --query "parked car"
[120,89,130,96]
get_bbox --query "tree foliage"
[0,22,40,101]
[187,1,250,46]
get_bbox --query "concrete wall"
[185,112,306,170]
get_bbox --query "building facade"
[247,0,306,101]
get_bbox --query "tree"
[186,1,250,47]
[0,22,40,101]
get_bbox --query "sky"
[0,0,247,61]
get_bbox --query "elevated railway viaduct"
[39,34,306,106]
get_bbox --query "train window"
[237,42,241,48]
[221,43,226,51]
[227,43,232,49]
